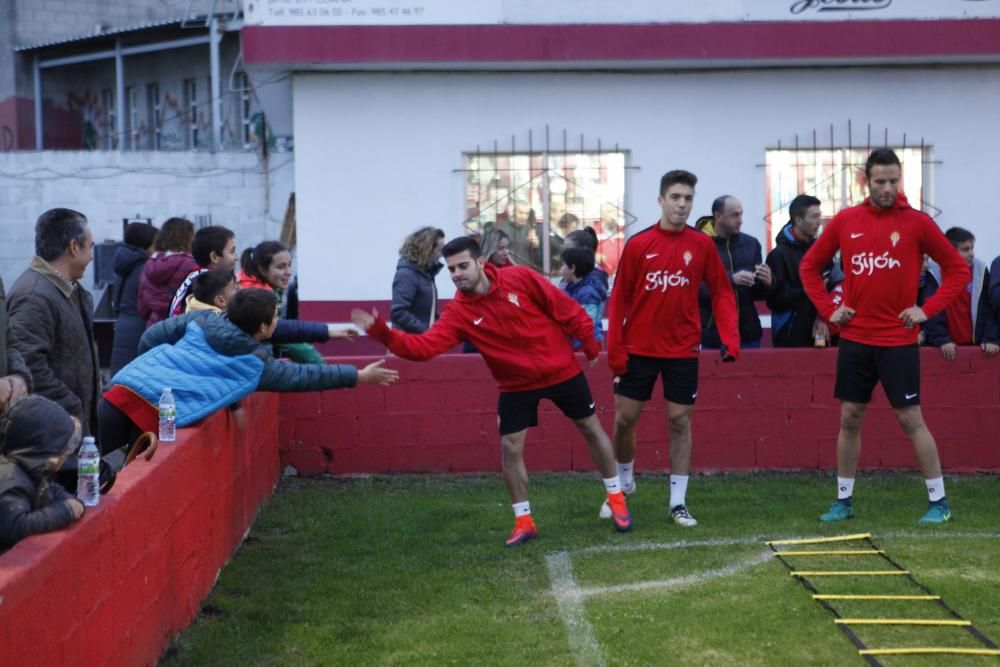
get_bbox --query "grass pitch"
[163,472,1000,666]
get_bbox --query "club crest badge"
[508,292,521,308]
[683,251,693,266]
[890,231,900,248]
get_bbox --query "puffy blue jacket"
[121,312,357,427]
[564,270,607,346]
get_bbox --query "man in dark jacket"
[0,395,85,550]
[0,278,32,413]
[920,227,1000,359]
[8,208,101,438]
[766,194,843,347]
[697,196,773,348]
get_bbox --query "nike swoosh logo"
[905,393,918,400]
[588,402,596,409]
[645,253,659,259]
[850,233,864,239]
[692,392,698,398]
[473,317,484,325]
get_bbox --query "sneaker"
[820,499,854,522]
[599,482,636,519]
[918,500,952,525]
[606,492,632,532]
[670,504,698,527]
[505,517,539,547]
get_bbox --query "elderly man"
[8,208,101,439]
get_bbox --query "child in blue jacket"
[560,247,607,348]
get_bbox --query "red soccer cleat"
[505,516,539,547]
[607,491,632,532]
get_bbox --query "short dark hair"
[711,195,734,216]
[659,170,698,197]
[240,241,288,286]
[192,225,235,267]
[226,288,278,336]
[944,226,975,246]
[865,148,901,179]
[192,268,236,305]
[123,222,158,250]
[155,217,195,253]
[442,236,482,259]
[561,247,595,278]
[35,208,88,261]
[789,194,822,223]
[565,228,598,252]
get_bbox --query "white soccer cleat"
[598,482,635,519]
[670,504,698,527]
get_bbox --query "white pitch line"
[546,551,607,667]
[545,530,1000,666]
[577,550,772,598]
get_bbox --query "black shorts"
[613,355,699,405]
[496,372,596,435]
[835,339,920,408]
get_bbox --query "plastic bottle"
[158,387,176,442]
[76,436,100,507]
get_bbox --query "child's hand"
[65,498,85,521]
[351,308,378,332]
[327,326,357,341]
[358,359,399,386]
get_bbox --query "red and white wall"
[242,2,1000,318]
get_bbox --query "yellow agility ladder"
[766,532,1000,665]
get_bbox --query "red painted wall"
[281,348,1000,476]
[0,393,280,667]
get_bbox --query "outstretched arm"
[353,308,462,361]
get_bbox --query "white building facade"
[242,0,1000,321]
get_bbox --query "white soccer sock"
[925,477,946,503]
[669,474,689,509]
[603,476,621,495]
[837,477,855,501]
[512,501,531,518]
[618,460,635,491]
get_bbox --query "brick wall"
[0,392,280,666]
[280,348,1000,476]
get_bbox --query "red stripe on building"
[243,20,1000,66]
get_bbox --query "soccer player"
[352,236,631,547]
[604,170,739,527]
[800,148,970,524]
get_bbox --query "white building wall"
[0,150,293,289]
[293,67,1000,303]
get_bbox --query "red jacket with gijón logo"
[606,223,739,375]
[799,192,970,347]
[366,264,599,392]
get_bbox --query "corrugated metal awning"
[15,16,209,52]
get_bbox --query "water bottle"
[158,387,176,442]
[76,436,100,507]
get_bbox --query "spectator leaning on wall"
[0,395,86,551]
[8,208,101,439]
[920,226,1000,360]
[98,289,399,453]
[137,217,197,329]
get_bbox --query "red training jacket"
[366,264,599,392]
[799,192,970,347]
[606,223,739,375]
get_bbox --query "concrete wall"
[280,349,1000,476]
[0,391,279,667]
[292,67,1000,306]
[0,150,294,290]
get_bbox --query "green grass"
[163,472,1000,666]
